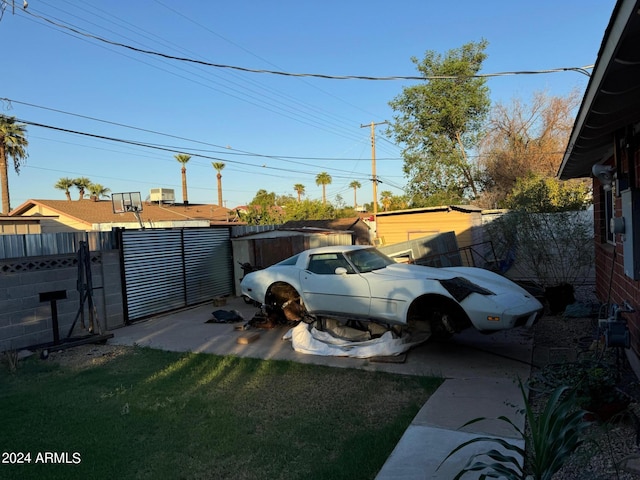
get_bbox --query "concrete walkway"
[109,296,534,479]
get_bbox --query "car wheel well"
[406,294,471,339]
[265,282,306,322]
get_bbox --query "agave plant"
[438,380,590,479]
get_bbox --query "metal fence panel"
[121,230,186,321]
[0,231,116,259]
[121,227,234,322]
[184,228,233,305]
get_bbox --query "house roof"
[279,217,367,232]
[9,199,236,226]
[559,0,640,180]
[375,205,483,216]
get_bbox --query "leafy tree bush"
[485,175,593,287]
[439,382,590,480]
[505,175,591,213]
[283,198,336,221]
[388,40,490,205]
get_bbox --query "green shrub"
[438,380,590,479]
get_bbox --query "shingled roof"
[279,217,365,231]
[10,199,236,227]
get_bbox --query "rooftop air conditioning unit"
[149,188,175,204]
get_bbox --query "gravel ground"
[530,287,640,479]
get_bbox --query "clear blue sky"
[0,0,616,210]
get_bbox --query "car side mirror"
[334,267,348,275]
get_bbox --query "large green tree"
[283,198,336,221]
[388,40,490,206]
[241,189,283,225]
[0,115,28,214]
[315,172,332,205]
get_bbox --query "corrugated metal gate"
[120,228,233,322]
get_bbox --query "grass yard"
[0,346,442,480]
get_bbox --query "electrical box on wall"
[621,189,640,280]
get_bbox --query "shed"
[279,217,372,245]
[375,205,484,250]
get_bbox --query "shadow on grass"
[0,346,441,480]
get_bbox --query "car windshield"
[345,248,395,273]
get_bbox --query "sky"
[0,0,618,211]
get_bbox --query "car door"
[299,252,371,317]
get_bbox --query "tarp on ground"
[282,321,429,358]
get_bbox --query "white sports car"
[240,245,543,337]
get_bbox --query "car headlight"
[439,277,495,302]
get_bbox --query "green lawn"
[0,347,441,480]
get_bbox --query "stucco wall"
[376,208,481,247]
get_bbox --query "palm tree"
[212,162,225,206]
[54,177,74,201]
[315,172,332,206]
[349,180,361,209]
[73,177,92,200]
[0,115,28,215]
[175,153,191,205]
[293,184,305,202]
[87,183,111,201]
[380,190,393,211]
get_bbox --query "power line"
[15,117,379,184]
[2,97,402,163]
[20,7,593,81]
[18,3,389,149]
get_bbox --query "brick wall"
[594,147,640,360]
[0,250,124,352]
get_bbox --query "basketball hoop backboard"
[111,192,143,214]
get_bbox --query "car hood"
[374,263,527,295]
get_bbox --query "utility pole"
[360,121,388,241]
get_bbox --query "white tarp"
[282,321,430,358]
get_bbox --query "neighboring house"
[558,0,640,365]
[375,205,484,250]
[279,217,372,245]
[9,199,236,232]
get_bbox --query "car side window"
[307,254,355,275]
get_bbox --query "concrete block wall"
[99,250,124,331]
[0,251,124,352]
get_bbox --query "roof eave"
[559,0,640,180]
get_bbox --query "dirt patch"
[44,343,133,369]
